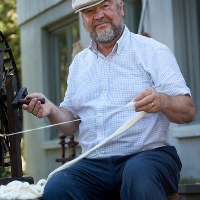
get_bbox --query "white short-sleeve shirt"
[60,25,191,158]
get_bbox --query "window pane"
[51,22,80,104]
[195,0,200,120]
[198,1,200,62]
[172,0,200,122]
[49,20,80,139]
[59,31,68,101]
[124,0,142,33]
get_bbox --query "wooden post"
[6,75,23,177]
[56,134,79,164]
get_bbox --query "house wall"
[143,0,175,51]
[17,0,88,182]
[17,0,199,183]
[142,0,200,180]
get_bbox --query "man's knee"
[123,157,155,183]
[43,171,74,199]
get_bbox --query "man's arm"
[22,93,79,135]
[134,88,196,124]
[47,104,80,135]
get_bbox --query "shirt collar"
[115,25,130,55]
[89,25,131,56]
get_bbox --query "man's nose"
[94,8,105,19]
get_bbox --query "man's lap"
[121,146,182,198]
[43,146,181,200]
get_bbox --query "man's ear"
[119,1,124,16]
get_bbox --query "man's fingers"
[25,98,41,115]
[135,102,154,112]
[22,104,28,110]
[134,88,153,102]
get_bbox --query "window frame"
[172,0,200,123]
[43,15,80,140]
[124,0,142,33]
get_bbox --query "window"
[46,16,80,139]
[124,0,142,33]
[172,0,200,122]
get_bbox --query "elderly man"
[23,0,196,199]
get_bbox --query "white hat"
[72,0,105,13]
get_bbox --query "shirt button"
[105,60,108,64]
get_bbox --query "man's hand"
[134,88,196,124]
[22,93,53,118]
[22,92,79,135]
[134,88,160,113]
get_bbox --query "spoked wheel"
[0,31,23,177]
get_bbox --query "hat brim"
[75,0,105,13]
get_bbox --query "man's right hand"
[22,92,53,118]
[22,93,79,135]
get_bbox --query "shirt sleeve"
[59,65,79,119]
[148,45,191,96]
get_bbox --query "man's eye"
[103,4,109,9]
[84,9,93,14]
[86,10,92,13]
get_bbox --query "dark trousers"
[43,146,182,200]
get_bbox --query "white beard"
[93,27,118,43]
[90,18,124,44]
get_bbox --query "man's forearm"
[48,104,79,135]
[160,93,196,124]
[134,88,196,124]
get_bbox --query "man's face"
[81,0,124,43]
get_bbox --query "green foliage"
[0,167,11,178]
[0,0,23,177]
[0,0,21,78]
[179,176,200,184]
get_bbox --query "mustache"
[92,17,112,27]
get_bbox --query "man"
[22,0,196,199]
